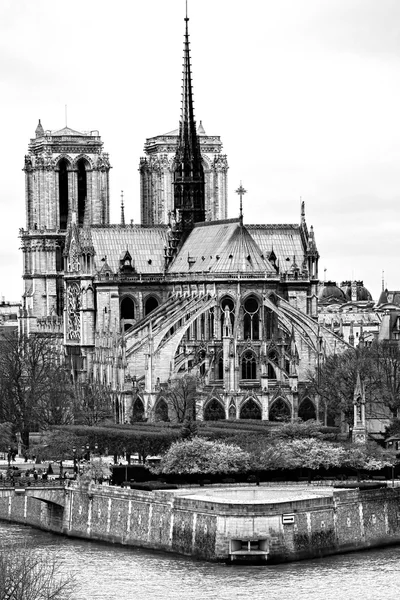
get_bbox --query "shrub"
[156,437,250,475]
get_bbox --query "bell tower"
[20,121,111,332]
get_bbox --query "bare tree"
[166,375,197,423]
[0,333,73,448]
[0,541,77,600]
[73,381,113,426]
[309,341,400,427]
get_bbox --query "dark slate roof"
[168,219,277,275]
[246,225,306,272]
[90,225,168,274]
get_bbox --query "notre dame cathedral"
[19,14,348,424]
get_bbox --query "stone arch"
[215,350,223,380]
[132,397,145,422]
[241,349,257,380]
[298,397,316,421]
[144,294,160,316]
[204,398,225,421]
[154,397,169,422]
[120,295,136,331]
[240,397,262,420]
[269,397,291,422]
[54,155,73,170]
[72,154,94,170]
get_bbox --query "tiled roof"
[246,225,306,273]
[168,220,276,275]
[90,226,168,274]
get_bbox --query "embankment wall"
[1,485,400,562]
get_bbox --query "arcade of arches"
[128,394,318,423]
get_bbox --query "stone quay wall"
[1,484,400,562]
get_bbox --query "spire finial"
[235,182,247,225]
[382,269,385,291]
[120,190,125,226]
[301,197,305,223]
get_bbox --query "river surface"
[1,520,399,599]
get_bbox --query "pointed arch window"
[145,296,159,316]
[77,159,88,226]
[243,296,260,340]
[154,398,169,422]
[298,398,316,421]
[58,159,69,229]
[240,398,261,420]
[132,397,145,422]
[120,296,135,332]
[204,398,225,421]
[241,350,257,380]
[269,398,291,422]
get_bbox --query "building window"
[243,296,260,340]
[145,296,159,316]
[240,398,261,420]
[298,398,316,421]
[204,398,225,421]
[154,398,169,422]
[58,159,69,229]
[241,350,257,380]
[120,297,135,332]
[77,159,87,227]
[269,398,291,422]
[132,397,145,422]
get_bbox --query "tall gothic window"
[243,296,260,340]
[77,159,87,226]
[241,350,257,380]
[145,296,159,316]
[216,352,223,380]
[59,159,69,229]
[132,397,145,422]
[120,297,135,332]
[154,398,169,422]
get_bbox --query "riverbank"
[1,482,400,563]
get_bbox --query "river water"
[1,520,399,600]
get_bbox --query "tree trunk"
[21,429,30,450]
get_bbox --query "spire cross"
[235,182,247,223]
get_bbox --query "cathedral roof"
[50,126,87,137]
[90,226,168,274]
[246,225,306,273]
[167,219,277,274]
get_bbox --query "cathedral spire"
[120,190,125,225]
[173,5,205,232]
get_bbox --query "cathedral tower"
[140,10,229,228]
[20,122,111,331]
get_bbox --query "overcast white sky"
[1,0,399,301]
